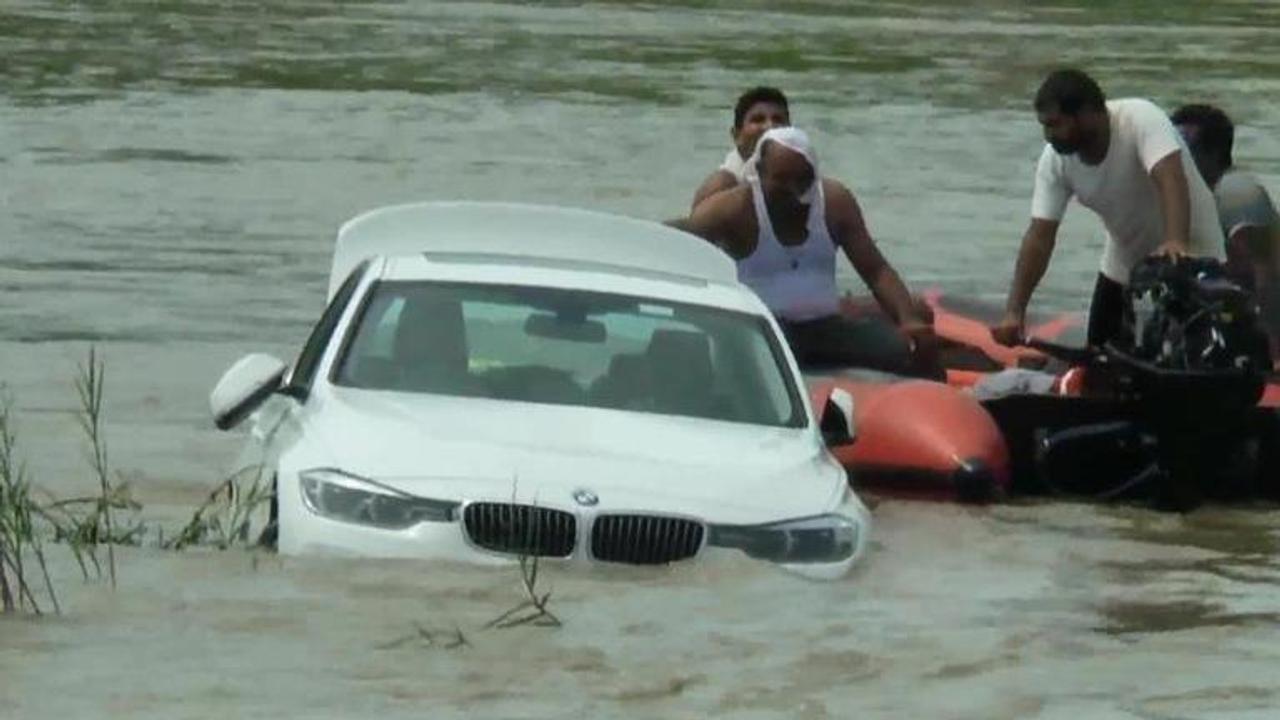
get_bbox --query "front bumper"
[279,478,870,579]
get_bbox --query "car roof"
[374,253,766,315]
[330,201,737,300]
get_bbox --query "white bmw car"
[210,202,870,579]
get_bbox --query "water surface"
[1,2,1278,717]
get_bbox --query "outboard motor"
[1119,256,1269,415]
[1127,255,1271,377]
[1035,256,1270,509]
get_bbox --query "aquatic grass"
[24,346,146,586]
[73,346,122,588]
[0,345,147,614]
[0,390,60,615]
[0,347,275,616]
[164,464,273,551]
[484,482,561,630]
[483,547,561,630]
[38,482,144,582]
[75,346,115,587]
[378,622,470,651]
[383,486,562,649]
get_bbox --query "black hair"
[1171,103,1234,166]
[1033,69,1106,116]
[733,86,789,130]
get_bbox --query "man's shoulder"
[698,182,753,220]
[693,169,741,208]
[820,178,859,217]
[1215,169,1278,226]
[1107,97,1164,116]
[821,177,854,199]
[1107,97,1157,110]
[1034,143,1067,179]
[1217,169,1270,200]
[1107,97,1174,135]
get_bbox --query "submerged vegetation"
[0,347,272,615]
[483,501,562,631]
[0,390,60,615]
[163,463,274,551]
[1,347,145,614]
[1,347,564,633]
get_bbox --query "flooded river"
[2,1,1278,717]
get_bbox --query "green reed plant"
[74,346,118,588]
[164,463,273,550]
[0,390,59,615]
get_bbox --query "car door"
[250,260,374,458]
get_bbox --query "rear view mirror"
[523,312,606,343]
[820,387,856,448]
[210,354,287,430]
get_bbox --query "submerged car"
[210,202,870,579]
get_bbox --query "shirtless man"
[676,126,938,377]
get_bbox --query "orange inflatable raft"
[807,371,1010,503]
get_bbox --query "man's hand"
[901,321,936,351]
[901,320,942,378]
[990,311,1026,347]
[1153,240,1188,260]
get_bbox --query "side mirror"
[820,387,856,448]
[210,354,288,431]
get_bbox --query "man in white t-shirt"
[689,86,790,211]
[991,69,1225,349]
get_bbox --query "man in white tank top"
[675,127,940,377]
[991,69,1226,349]
[689,86,790,211]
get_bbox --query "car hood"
[296,387,844,524]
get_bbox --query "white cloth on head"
[1030,98,1225,283]
[744,126,819,204]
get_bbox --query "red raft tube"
[808,371,1010,504]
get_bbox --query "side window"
[288,262,369,393]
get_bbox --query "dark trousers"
[1087,273,1134,349]
[779,313,916,376]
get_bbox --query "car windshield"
[332,280,804,428]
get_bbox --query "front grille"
[590,514,704,564]
[462,503,576,558]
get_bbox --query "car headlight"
[299,468,458,529]
[708,513,860,564]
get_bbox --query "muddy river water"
[2,1,1279,717]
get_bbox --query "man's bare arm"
[991,218,1059,345]
[1149,152,1192,255]
[691,170,738,212]
[1235,226,1280,360]
[1226,225,1275,291]
[825,181,923,327]
[666,189,738,247]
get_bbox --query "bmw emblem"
[572,489,599,507]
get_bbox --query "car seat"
[645,329,719,418]
[589,353,653,410]
[393,292,482,395]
